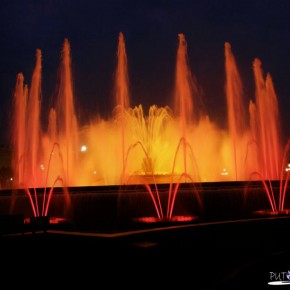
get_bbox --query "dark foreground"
[1,215,290,289]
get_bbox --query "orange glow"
[10,33,286,193]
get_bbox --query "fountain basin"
[0,180,288,233]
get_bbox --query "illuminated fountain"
[224,42,289,216]
[6,31,289,226]
[244,140,290,216]
[10,40,75,223]
[242,58,290,216]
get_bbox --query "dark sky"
[0,0,290,146]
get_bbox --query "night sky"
[0,0,290,147]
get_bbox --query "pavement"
[1,215,290,289]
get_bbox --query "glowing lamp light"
[221,168,228,176]
[40,164,44,170]
[286,163,290,172]
[81,145,87,152]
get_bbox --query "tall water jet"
[174,34,196,179]
[10,49,43,216]
[25,49,41,187]
[11,39,78,189]
[224,42,247,180]
[244,59,286,215]
[55,38,79,186]
[9,40,76,220]
[114,32,130,184]
[11,73,27,187]
[252,58,281,180]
